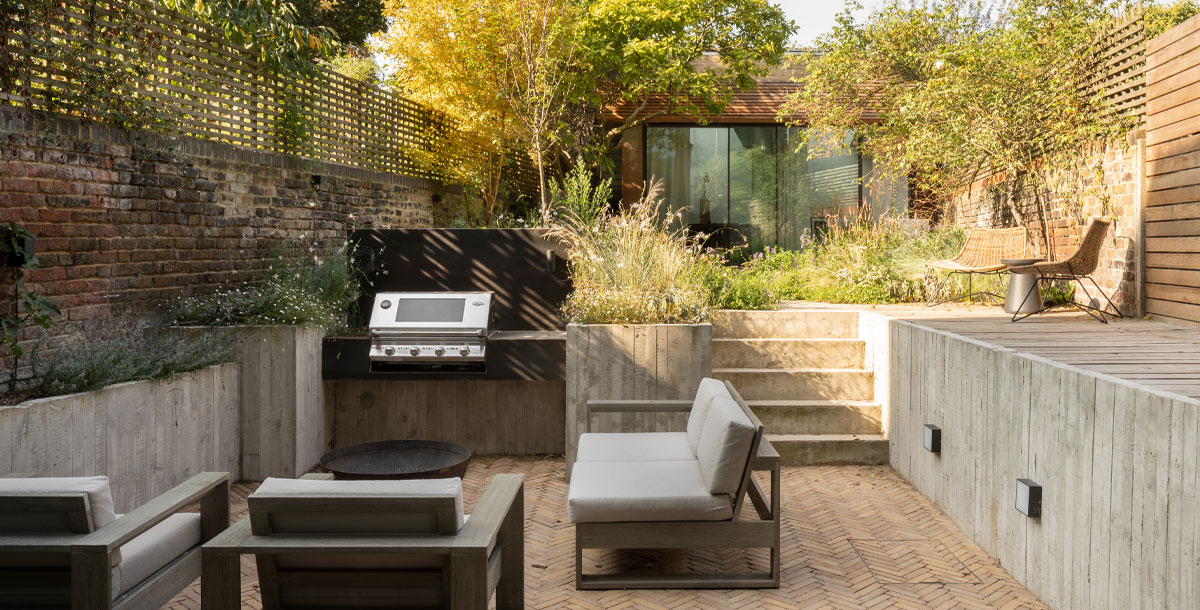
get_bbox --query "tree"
[781,0,1140,256]
[578,0,794,145]
[375,0,793,219]
[375,0,523,223]
[162,0,338,75]
[292,0,387,48]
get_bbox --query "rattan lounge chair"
[201,472,524,610]
[1006,218,1121,323]
[0,472,230,610]
[927,227,1032,305]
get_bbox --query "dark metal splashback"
[350,228,571,331]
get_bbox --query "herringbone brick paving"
[163,457,1047,609]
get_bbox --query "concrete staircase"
[712,310,888,465]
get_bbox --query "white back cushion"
[251,477,465,532]
[695,395,756,494]
[0,475,117,531]
[687,378,730,454]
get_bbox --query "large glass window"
[644,125,906,251]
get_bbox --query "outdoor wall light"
[1016,478,1042,518]
[923,424,941,453]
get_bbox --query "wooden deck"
[783,302,1200,400]
[164,457,1047,609]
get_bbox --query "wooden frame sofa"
[0,472,230,610]
[568,378,781,589]
[201,472,525,610]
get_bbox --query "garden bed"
[0,363,238,512]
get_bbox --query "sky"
[776,0,890,46]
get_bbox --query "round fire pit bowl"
[319,440,471,480]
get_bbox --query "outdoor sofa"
[0,472,230,610]
[201,472,524,610]
[568,378,781,589]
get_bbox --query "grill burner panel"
[368,292,492,371]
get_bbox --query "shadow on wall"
[350,228,571,331]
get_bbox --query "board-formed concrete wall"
[887,319,1200,610]
[324,380,566,455]
[154,325,324,480]
[0,363,238,512]
[564,323,712,479]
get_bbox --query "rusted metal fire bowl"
[320,440,471,480]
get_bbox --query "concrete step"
[766,433,889,465]
[748,400,882,435]
[714,310,859,339]
[715,368,875,402]
[713,338,866,369]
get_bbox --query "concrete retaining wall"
[154,325,324,480]
[0,363,238,512]
[324,380,565,455]
[564,323,712,478]
[887,319,1200,610]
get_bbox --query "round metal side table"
[1002,258,1045,314]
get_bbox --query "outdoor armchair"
[0,472,230,610]
[201,472,524,610]
[569,378,780,589]
[1006,218,1121,323]
[927,227,1032,305]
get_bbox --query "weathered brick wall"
[945,134,1142,316]
[0,109,437,390]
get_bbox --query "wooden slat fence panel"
[0,0,438,180]
[1145,13,1200,327]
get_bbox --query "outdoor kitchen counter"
[322,331,566,380]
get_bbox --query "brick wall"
[0,109,437,390]
[945,133,1143,316]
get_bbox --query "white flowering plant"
[169,241,361,330]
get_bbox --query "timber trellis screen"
[1088,12,1148,119]
[1,0,438,180]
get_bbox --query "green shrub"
[40,331,232,397]
[170,242,360,330]
[551,179,712,324]
[706,216,989,308]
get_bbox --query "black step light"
[923,424,941,453]
[1016,478,1042,518]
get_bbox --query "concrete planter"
[0,364,238,512]
[154,325,324,480]
[564,323,711,479]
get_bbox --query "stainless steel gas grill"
[368,292,493,371]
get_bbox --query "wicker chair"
[927,227,1032,305]
[1006,218,1121,323]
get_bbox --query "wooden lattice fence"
[1,0,440,179]
[1088,12,1148,119]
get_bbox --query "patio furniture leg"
[450,552,489,610]
[200,551,241,610]
[496,480,525,610]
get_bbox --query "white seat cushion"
[687,378,730,454]
[576,432,694,462]
[567,460,732,523]
[0,476,118,531]
[112,513,201,598]
[695,394,756,495]
[252,477,465,531]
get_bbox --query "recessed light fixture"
[923,424,941,453]
[1016,478,1042,518]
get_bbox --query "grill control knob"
[434,347,446,357]
[410,347,421,357]
[384,347,395,356]
[459,347,470,356]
